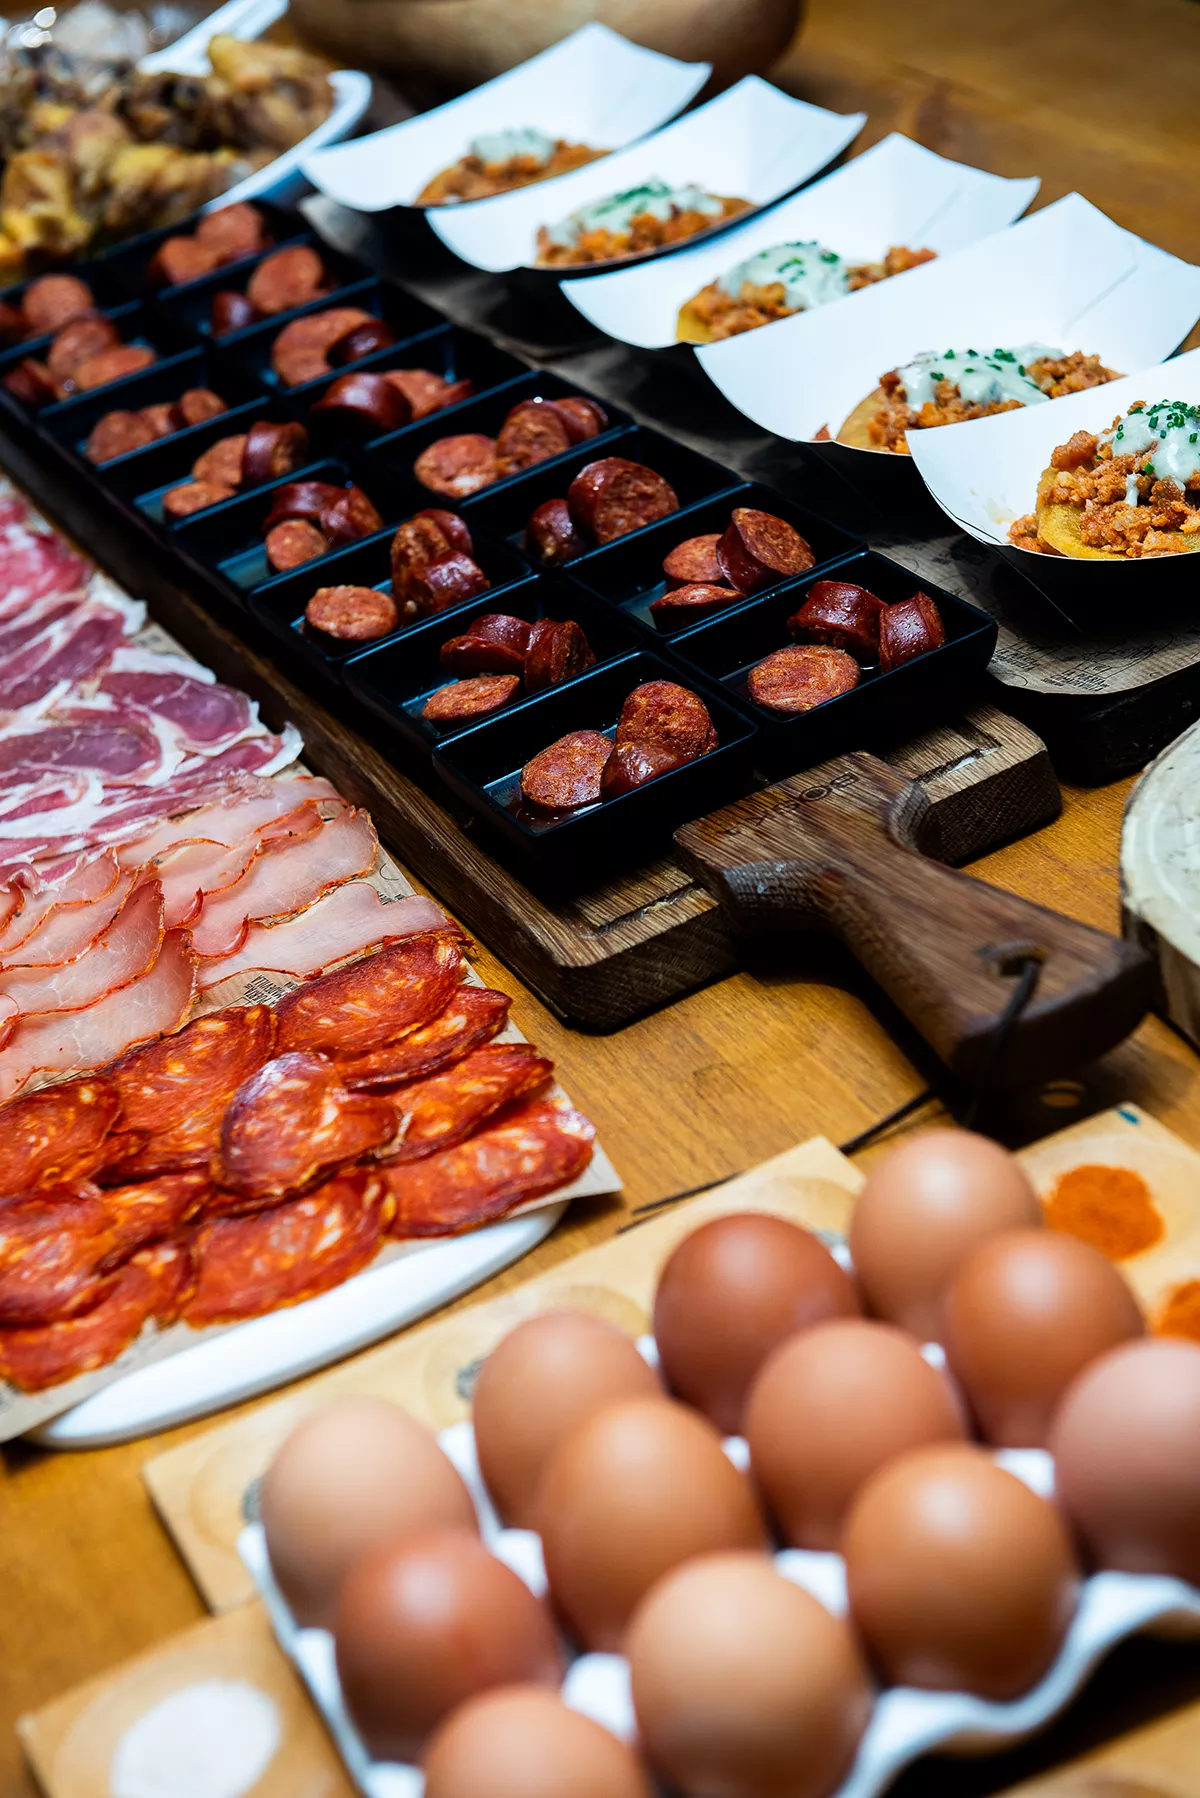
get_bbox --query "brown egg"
[944,1229,1144,1446]
[1049,1338,1200,1584]
[629,1553,873,1798]
[334,1528,563,1761]
[260,1397,478,1627]
[744,1319,965,1549]
[843,1444,1080,1699]
[653,1213,861,1433]
[538,1397,766,1651]
[849,1130,1042,1342]
[424,1686,654,1798]
[473,1311,662,1526]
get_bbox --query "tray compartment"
[97,197,303,300]
[157,233,376,342]
[301,322,528,452]
[220,278,443,397]
[0,301,196,422]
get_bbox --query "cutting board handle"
[675,752,1152,1089]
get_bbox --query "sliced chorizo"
[717,508,815,593]
[440,613,530,676]
[73,344,156,391]
[195,201,271,261]
[3,359,56,405]
[878,592,946,670]
[551,396,608,442]
[495,397,572,474]
[273,931,466,1058]
[312,370,410,435]
[663,532,724,589]
[246,244,329,315]
[336,985,510,1089]
[178,387,229,426]
[192,433,248,489]
[649,582,742,632]
[265,518,328,571]
[524,497,588,564]
[0,1077,118,1197]
[85,410,156,464]
[210,290,259,336]
[746,643,860,714]
[319,485,385,546]
[305,584,399,643]
[270,307,373,386]
[383,1099,594,1238]
[213,1052,396,1203]
[407,551,491,615]
[422,673,521,725]
[146,236,221,289]
[567,457,679,544]
[386,368,473,419]
[788,580,885,661]
[414,433,499,498]
[524,618,596,691]
[328,318,398,365]
[521,730,613,812]
[138,401,182,439]
[22,273,95,335]
[241,419,309,485]
[383,1043,552,1163]
[417,509,473,556]
[162,479,235,518]
[263,480,346,528]
[600,740,686,798]
[615,680,717,761]
[391,514,456,601]
[46,314,119,381]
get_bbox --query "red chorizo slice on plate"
[0,1241,193,1392]
[320,485,385,546]
[210,290,260,336]
[183,1169,387,1325]
[384,1042,553,1163]
[328,319,398,365]
[195,201,271,261]
[386,368,472,419]
[265,518,329,571]
[601,741,688,799]
[22,273,95,335]
[270,307,373,386]
[788,580,885,661]
[46,314,119,381]
[746,643,860,714]
[521,730,613,812]
[336,985,511,1089]
[146,236,221,289]
[72,344,156,391]
[192,432,248,489]
[524,618,596,691]
[263,480,346,528]
[274,931,467,1058]
[524,498,588,565]
[85,409,156,464]
[0,1077,119,1198]
[212,1052,396,1203]
[0,1187,120,1327]
[178,387,229,426]
[382,1097,595,1238]
[551,396,608,442]
[567,457,680,544]
[414,433,499,498]
[138,401,183,439]
[242,419,309,486]
[649,582,742,632]
[246,244,329,315]
[495,397,573,474]
[717,508,815,593]
[312,370,411,435]
[439,614,530,676]
[305,584,399,643]
[615,680,717,761]
[878,591,946,671]
[421,674,521,725]
[407,550,491,616]
[663,532,725,590]
[162,479,236,518]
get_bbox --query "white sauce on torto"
[544,178,724,249]
[717,241,849,310]
[1103,402,1200,494]
[470,126,556,168]
[896,344,1062,410]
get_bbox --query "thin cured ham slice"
[152,838,260,930]
[0,595,86,660]
[0,522,90,620]
[115,779,341,865]
[0,879,163,1017]
[198,885,451,990]
[189,808,380,959]
[0,928,197,1102]
[96,671,261,754]
[0,849,119,953]
[0,718,170,789]
[1,869,136,969]
[255,800,325,846]
[0,596,145,710]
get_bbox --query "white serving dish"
[695,192,1200,462]
[299,23,711,217]
[424,76,866,276]
[559,133,1039,349]
[137,0,373,213]
[241,1400,1200,1798]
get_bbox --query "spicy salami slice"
[567,458,679,544]
[520,731,613,812]
[337,986,511,1089]
[787,580,885,660]
[523,618,596,691]
[716,509,815,593]
[182,1169,389,1325]
[274,932,466,1059]
[0,1186,121,1326]
[878,592,946,671]
[212,1052,397,1203]
[385,1043,553,1163]
[746,643,860,714]
[0,1240,193,1392]
[422,674,521,725]
[0,1076,119,1197]
[247,245,329,316]
[101,1169,212,1245]
[495,398,572,474]
[615,681,717,762]
[414,434,499,498]
[383,1098,595,1238]
[524,498,589,565]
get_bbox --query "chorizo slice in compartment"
[386,368,474,420]
[440,613,531,677]
[192,433,248,490]
[0,1241,194,1393]
[406,551,491,617]
[391,513,458,604]
[878,592,946,671]
[162,479,235,518]
[320,485,385,547]
[242,420,309,486]
[495,398,572,474]
[263,480,346,528]
[270,307,373,386]
[717,508,815,593]
[615,680,717,761]
[746,643,860,714]
[414,433,499,499]
[211,290,259,337]
[313,371,410,436]
[328,319,398,365]
[246,244,330,316]
[4,359,57,405]
[46,314,120,382]
[178,388,229,426]
[305,584,399,644]
[663,532,725,589]
[520,730,613,812]
[551,396,608,442]
[85,409,156,464]
[567,457,679,545]
[147,236,221,289]
[384,1042,553,1163]
[788,579,885,660]
[421,674,521,726]
[22,273,95,335]
[336,985,511,1089]
[274,931,467,1058]
[525,498,589,565]
[649,582,742,632]
[212,1051,397,1204]
[138,401,182,439]
[524,618,596,691]
[265,518,329,571]
[195,201,272,261]
[73,344,156,391]
[601,741,687,798]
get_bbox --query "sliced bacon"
[189,808,379,959]
[0,879,163,1017]
[198,886,449,991]
[0,869,136,969]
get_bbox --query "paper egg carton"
[240,1336,1200,1798]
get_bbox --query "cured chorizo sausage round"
[567,457,679,544]
[192,433,248,489]
[85,410,156,464]
[246,244,329,315]
[495,398,572,474]
[265,518,329,571]
[178,388,229,426]
[337,984,510,1089]
[210,290,259,336]
[746,643,859,714]
[524,498,588,564]
[319,485,385,546]
[439,614,530,676]
[328,319,398,365]
[138,401,182,439]
[263,480,346,528]
[600,740,686,799]
[788,580,885,660]
[73,344,155,391]
[878,592,946,671]
[521,730,613,812]
[414,433,499,498]
[466,612,532,654]
[46,314,119,381]
[274,932,466,1058]
[22,273,95,335]
[615,680,717,761]
[146,236,221,289]
[312,371,410,435]
[717,508,815,593]
[649,581,742,632]
[162,479,236,518]
[422,673,521,724]
[524,618,596,691]
[551,396,608,442]
[417,510,473,556]
[242,419,309,485]
[407,551,491,615]
[195,201,271,261]
[305,584,399,642]
[3,359,56,405]
[662,532,725,589]
[386,368,473,419]
[270,307,373,386]
[391,516,455,603]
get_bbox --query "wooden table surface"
[5,1,1200,1793]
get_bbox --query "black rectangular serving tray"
[220,278,443,399]
[432,650,757,882]
[562,480,863,633]
[247,518,540,686]
[95,197,303,301]
[0,301,197,425]
[666,550,999,773]
[342,576,640,755]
